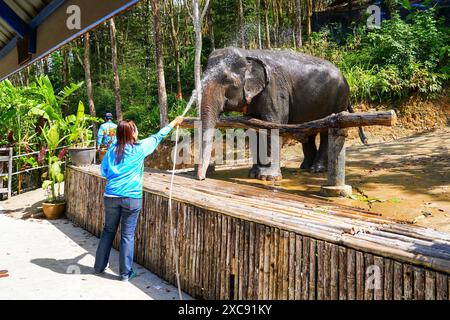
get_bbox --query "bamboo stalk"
[294,234,302,300]
[339,247,347,300]
[347,249,356,300]
[384,259,393,300]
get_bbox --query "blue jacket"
[97,121,118,147]
[101,124,173,198]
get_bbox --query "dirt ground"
[146,95,449,233]
[213,126,450,233]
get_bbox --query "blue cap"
[105,113,113,119]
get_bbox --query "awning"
[0,0,139,81]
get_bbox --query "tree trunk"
[263,0,271,49]
[208,12,216,52]
[110,18,123,122]
[256,0,262,49]
[62,46,70,115]
[83,32,98,137]
[295,0,302,48]
[166,0,183,100]
[306,0,312,38]
[192,0,211,116]
[151,0,169,127]
[239,0,246,49]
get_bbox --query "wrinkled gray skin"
[198,47,351,181]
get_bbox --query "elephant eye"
[221,77,233,85]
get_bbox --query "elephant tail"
[348,105,369,145]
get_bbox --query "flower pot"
[68,147,96,166]
[42,202,66,220]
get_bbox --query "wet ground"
[212,127,450,233]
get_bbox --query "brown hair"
[115,120,137,164]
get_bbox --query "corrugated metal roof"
[0,0,52,51]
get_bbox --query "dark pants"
[94,196,142,279]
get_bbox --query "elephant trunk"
[197,81,223,180]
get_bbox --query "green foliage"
[0,75,88,196]
[41,123,66,202]
[303,8,449,102]
[66,101,102,147]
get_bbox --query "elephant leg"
[311,132,328,173]
[300,134,318,170]
[248,130,282,181]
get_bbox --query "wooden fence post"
[320,128,352,197]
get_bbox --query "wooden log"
[393,262,403,300]
[288,232,296,300]
[383,259,393,300]
[263,227,270,300]
[413,267,425,300]
[282,231,290,300]
[338,246,347,300]
[257,225,265,299]
[330,244,339,299]
[225,216,232,299]
[364,254,374,300]
[294,235,302,300]
[248,222,255,299]
[302,237,311,299]
[436,272,448,300]
[323,242,331,300]
[317,240,325,300]
[356,251,365,300]
[424,270,435,300]
[309,238,317,300]
[374,256,384,300]
[276,229,284,300]
[180,110,397,141]
[233,218,239,300]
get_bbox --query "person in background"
[97,113,117,149]
[94,116,184,281]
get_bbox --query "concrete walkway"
[0,190,192,300]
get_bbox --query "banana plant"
[30,75,83,124]
[41,123,67,203]
[65,101,102,148]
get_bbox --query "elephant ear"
[244,57,269,104]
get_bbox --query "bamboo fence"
[65,166,450,300]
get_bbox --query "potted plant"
[66,101,101,166]
[41,123,66,220]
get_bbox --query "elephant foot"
[248,165,282,181]
[310,161,327,173]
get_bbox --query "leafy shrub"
[304,8,449,102]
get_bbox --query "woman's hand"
[170,116,184,128]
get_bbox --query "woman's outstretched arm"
[141,117,184,157]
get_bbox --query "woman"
[94,116,184,281]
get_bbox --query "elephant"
[197,47,366,181]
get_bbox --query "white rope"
[167,97,195,300]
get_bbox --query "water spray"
[168,91,198,300]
